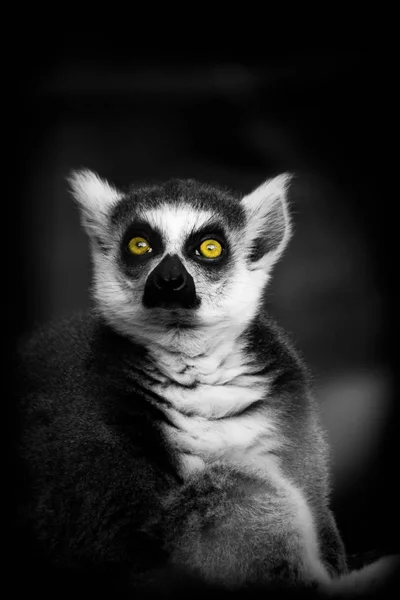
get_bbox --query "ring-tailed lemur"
[14,171,397,597]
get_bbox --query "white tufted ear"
[241,173,293,271]
[68,169,122,239]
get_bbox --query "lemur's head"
[69,171,292,352]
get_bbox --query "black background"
[8,28,398,565]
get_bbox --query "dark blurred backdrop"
[9,35,398,562]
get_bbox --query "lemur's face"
[69,172,292,349]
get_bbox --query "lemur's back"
[14,171,349,595]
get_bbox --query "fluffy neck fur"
[101,307,254,363]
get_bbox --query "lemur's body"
[15,173,349,594]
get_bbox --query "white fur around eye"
[138,204,215,254]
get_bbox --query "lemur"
[14,170,397,597]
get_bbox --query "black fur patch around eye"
[185,223,227,255]
[184,223,231,278]
[119,220,164,277]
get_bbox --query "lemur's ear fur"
[241,173,293,271]
[68,169,122,239]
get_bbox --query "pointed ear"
[241,173,293,271]
[67,169,122,239]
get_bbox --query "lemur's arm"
[156,464,331,588]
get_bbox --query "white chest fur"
[142,337,329,584]
[144,336,283,478]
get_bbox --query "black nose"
[154,267,186,292]
[143,254,200,309]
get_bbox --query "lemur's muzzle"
[143,254,200,309]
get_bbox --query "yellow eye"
[128,236,152,255]
[199,239,222,259]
